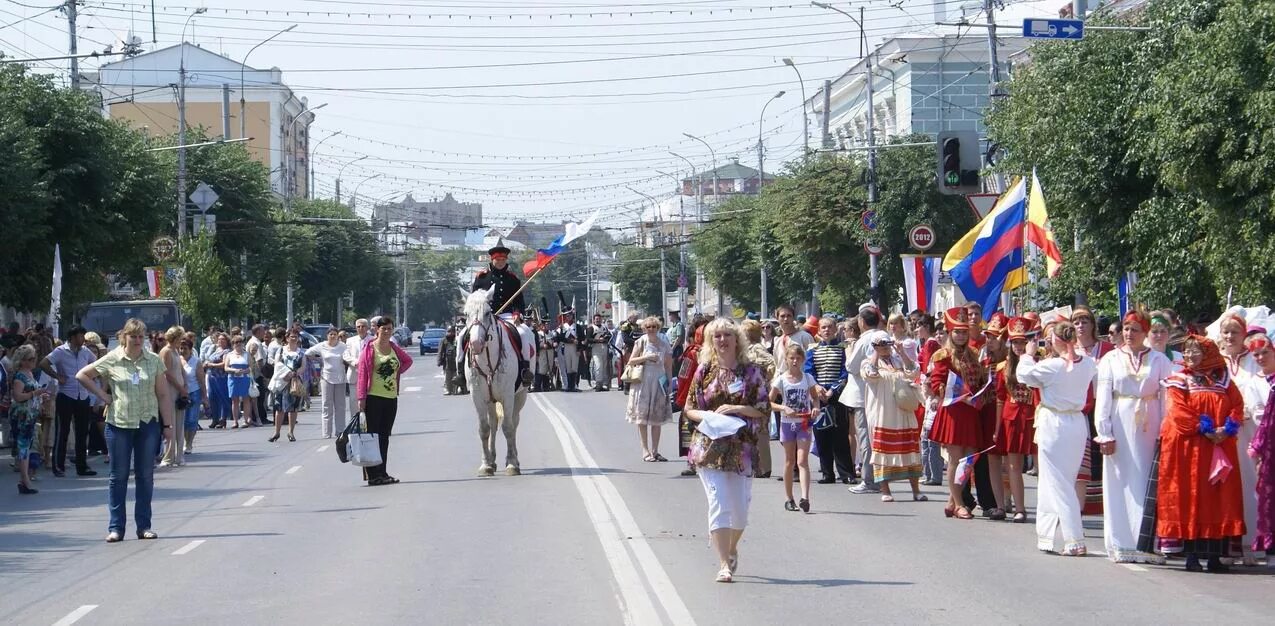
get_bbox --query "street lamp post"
[654,169,686,319]
[757,90,784,319]
[781,58,810,158]
[240,24,297,140]
[334,155,368,205]
[283,102,326,214]
[176,7,207,241]
[681,134,718,312]
[309,130,342,200]
[669,151,699,316]
[352,173,384,217]
[629,187,667,317]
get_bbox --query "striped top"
[804,341,847,387]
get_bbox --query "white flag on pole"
[49,243,63,338]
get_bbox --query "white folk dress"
[1093,347,1173,563]
[1230,352,1265,562]
[1018,353,1098,554]
[625,335,672,426]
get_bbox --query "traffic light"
[936,130,982,195]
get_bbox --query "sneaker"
[849,483,880,494]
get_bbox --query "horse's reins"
[466,311,507,397]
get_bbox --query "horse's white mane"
[463,286,494,323]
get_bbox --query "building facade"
[83,43,315,200]
[372,193,483,245]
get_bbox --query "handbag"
[621,362,644,384]
[335,414,363,464]
[288,374,305,398]
[348,431,382,467]
[891,374,924,413]
[248,382,260,399]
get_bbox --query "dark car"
[419,327,447,355]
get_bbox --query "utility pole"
[985,0,1003,95]
[65,1,79,90]
[757,90,783,318]
[821,79,833,149]
[1073,0,1088,18]
[177,62,188,238]
[221,84,231,139]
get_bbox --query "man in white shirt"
[846,305,889,494]
[40,326,98,477]
[246,324,273,425]
[344,318,370,416]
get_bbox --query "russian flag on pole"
[954,445,996,485]
[522,210,602,277]
[901,255,942,314]
[943,178,1029,320]
[1118,272,1138,317]
[145,267,162,298]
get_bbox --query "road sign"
[151,236,176,261]
[192,213,216,235]
[189,182,219,213]
[966,193,1000,220]
[1022,18,1084,40]
[864,241,884,255]
[908,224,936,251]
[861,209,878,231]
[677,274,687,288]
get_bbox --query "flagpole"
[495,264,551,316]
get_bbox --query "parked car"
[419,327,447,355]
[392,324,413,346]
[302,323,335,339]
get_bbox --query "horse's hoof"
[505,466,521,476]
[477,466,495,477]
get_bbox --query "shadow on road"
[738,575,913,587]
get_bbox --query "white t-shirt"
[771,371,817,423]
[183,354,201,392]
[307,341,348,385]
[843,329,889,408]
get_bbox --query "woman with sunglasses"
[9,344,50,494]
[356,317,414,485]
[268,331,306,443]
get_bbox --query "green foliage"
[986,0,1275,316]
[407,248,473,326]
[174,234,228,330]
[0,64,170,315]
[513,230,613,319]
[611,243,693,315]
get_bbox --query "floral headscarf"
[1183,335,1226,377]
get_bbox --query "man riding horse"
[468,240,531,386]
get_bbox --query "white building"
[83,43,316,200]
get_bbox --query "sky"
[0,0,1067,231]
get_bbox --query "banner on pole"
[901,255,942,314]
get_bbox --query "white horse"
[461,286,525,476]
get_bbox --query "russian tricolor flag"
[941,370,967,407]
[522,210,601,277]
[943,178,1028,320]
[901,255,941,314]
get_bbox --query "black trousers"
[961,453,998,511]
[54,394,93,472]
[254,375,269,422]
[362,395,398,481]
[815,403,854,480]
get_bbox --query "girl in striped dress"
[863,335,926,502]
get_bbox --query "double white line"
[531,395,695,626]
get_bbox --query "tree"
[985,0,1274,316]
[406,248,473,326]
[174,233,229,330]
[0,63,171,315]
[611,243,694,315]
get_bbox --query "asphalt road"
[2,361,1272,625]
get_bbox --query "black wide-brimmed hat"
[488,237,511,257]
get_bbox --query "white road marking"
[1122,564,1148,572]
[242,495,265,507]
[52,605,98,626]
[286,465,302,475]
[405,385,423,392]
[171,540,205,555]
[317,445,330,452]
[434,374,445,379]
[533,395,695,626]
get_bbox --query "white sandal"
[715,567,733,583]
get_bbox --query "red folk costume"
[978,313,1011,449]
[1156,337,1247,553]
[994,316,1041,455]
[927,308,988,448]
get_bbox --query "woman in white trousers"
[1016,321,1098,556]
[307,328,349,438]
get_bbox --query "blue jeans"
[106,420,162,534]
[185,388,203,431]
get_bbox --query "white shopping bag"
[347,433,382,467]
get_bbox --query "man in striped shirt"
[805,316,854,485]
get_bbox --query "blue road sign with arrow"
[1022,18,1084,40]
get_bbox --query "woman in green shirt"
[76,318,175,543]
[356,316,414,485]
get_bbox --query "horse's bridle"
[465,308,507,392]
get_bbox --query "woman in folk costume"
[1017,321,1098,556]
[992,317,1041,523]
[1244,333,1275,566]
[862,335,925,502]
[1072,306,1114,516]
[1093,311,1174,563]
[1155,336,1246,572]
[675,319,709,477]
[927,307,989,520]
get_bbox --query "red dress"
[1156,371,1247,544]
[927,348,987,448]
[992,362,1037,455]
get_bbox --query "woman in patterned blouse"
[683,318,771,583]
